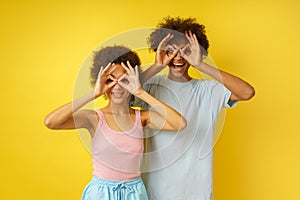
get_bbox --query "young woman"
[44,46,186,200]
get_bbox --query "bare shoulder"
[75,109,98,127]
[76,109,97,118]
[86,109,99,124]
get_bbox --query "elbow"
[44,116,58,130]
[177,117,187,131]
[236,86,255,101]
[243,86,255,100]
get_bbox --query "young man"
[137,16,255,200]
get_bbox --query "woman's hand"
[118,61,142,95]
[93,63,117,98]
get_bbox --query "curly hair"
[90,45,141,87]
[147,16,209,56]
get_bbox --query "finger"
[107,74,117,81]
[117,81,128,91]
[188,31,198,45]
[106,74,117,82]
[166,44,177,54]
[118,73,128,83]
[102,63,112,74]
[167,51,177,60]
[192,33,199,43]
[126,61,134,71]
[181,44,191,52]
[120,62,130,73]
[98,66,104,76]
[106,80,117,89]
[188,30,194,39]
[135,65,139,79]
[178,49,188,60]
[96,66,104,83]
[185,31,193,45]
[166,44,175,51]
[170,44,180,51]
[158,33,173,50]
[107,63,118,74]
[188,30,197,45]
[117,77,129,90]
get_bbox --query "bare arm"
[140,34,175,84]
[44,92,96,130]
[195,62,255,101]
[181,31,255,101]
[44,63,117,130]
[137,90,187,131]
[118,62,187,131]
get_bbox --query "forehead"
[109,64,126,77]
[168,37,189,47]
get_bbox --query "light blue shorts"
[81,176,148,200]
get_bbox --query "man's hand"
[155,33,176,67]
[179,31,203,68]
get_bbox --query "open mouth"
[171,62,186,72]
[172,62,185,67]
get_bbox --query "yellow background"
[1,0,299,199]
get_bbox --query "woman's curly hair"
[90,45,141,87]
[147,16,209,56]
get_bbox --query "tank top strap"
[95,109,104,127]
[134,109,142,128]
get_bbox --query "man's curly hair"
[147,16,209,56]
[90,45,141,87]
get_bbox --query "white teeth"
[173,63,184,66]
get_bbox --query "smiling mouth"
[170,62,186,73]
[172,62,185,67]
[111,91,125,98]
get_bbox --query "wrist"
[194,61,206,71]
[133,87,144,97]
[153,62,166,69]
[93,90,103,99]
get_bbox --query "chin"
[112,96,130,104]
[170,67,188,76]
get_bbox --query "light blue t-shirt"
[136,75,236,200]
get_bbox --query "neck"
[167,73,192,82]
[107,101,130,115]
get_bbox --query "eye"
[106,79,113,84]
[183,48,191,55]
[120,78,129,84]
[167,48,174,52]
[167,48,175,54]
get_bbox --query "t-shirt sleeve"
[206,80,237,108]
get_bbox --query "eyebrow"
[170,44,188,50]
[109,72,126,78]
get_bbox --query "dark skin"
[142,31,255,102]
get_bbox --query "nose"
[113,82,122,90]
[174,50,183,59]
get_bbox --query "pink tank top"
[92,109,144,181]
